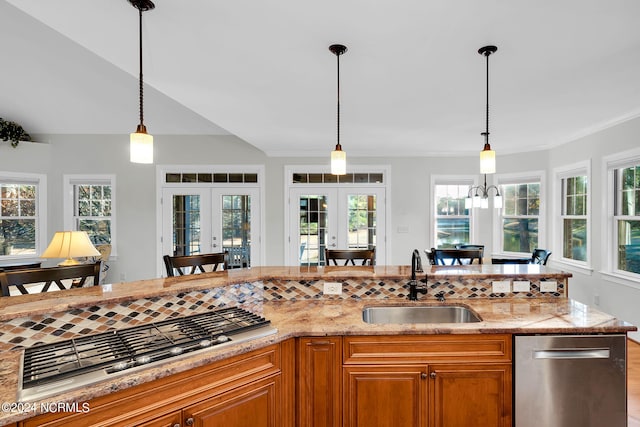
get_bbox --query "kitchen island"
[0,265,633,426]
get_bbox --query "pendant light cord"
[483,50,490,141]
[138,8,145,127]
[336,51,341,148]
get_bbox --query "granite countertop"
[0,294,634,425]
[0,265,572,321]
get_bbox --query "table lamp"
[41,231,101,266]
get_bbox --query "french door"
[161,187,260,274]
[288,187,386,266]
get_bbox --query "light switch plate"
[492,280,510,293]
[540,280,558,292]
[513,280,530,292]
[323,282,342,295]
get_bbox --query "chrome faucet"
[409,249,427,300]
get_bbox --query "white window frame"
[603,147,640,286]
[493,171,545,257]
[430,175,478,249]
[0,171,47,261]
[63,174,116,257]
[552,161,592,274]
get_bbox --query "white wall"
[2,117,640,340]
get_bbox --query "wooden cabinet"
[342,334,512,427]
[429,364,511,427]
[296,337,342,427]
[21,344,282,427]
[344,366,426,427]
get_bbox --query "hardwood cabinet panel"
[134,410,181,427]
[343,366,426,427]
[344,334,511,364]
[297,337,342,427]
[184,375,279,427]
[429,364,512,427]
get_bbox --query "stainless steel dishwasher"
[515,334,627,427]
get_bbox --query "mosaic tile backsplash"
[0,275,565,349]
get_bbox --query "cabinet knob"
[185,417,194,426]
[173,424,180,427]
[430,372,437,379]
[421,372,428,379]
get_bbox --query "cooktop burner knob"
[199,339,212,348]
[135,355,151,365]
[216,335,229,343]
[170,347,184,355]
[112,361,129,371]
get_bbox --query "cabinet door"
[343,366,427,427]
[297,337,342,427]
[428,364,512,427]
[135,410,182,427]
[183,375,279,427]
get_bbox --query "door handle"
[533,348,610,359]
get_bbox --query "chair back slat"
[325,248,375,266]
[0,262,101,297]
[163,252,229,277]
[432,248,484,265]
[531,249,552,265]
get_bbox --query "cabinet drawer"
[343,334,511,364]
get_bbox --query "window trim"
[603,147,640,284]
[430,175,478,249]
[63,174,116,257]
[552,160,591,270]
[0,171,47,261]
[493,170,545,257]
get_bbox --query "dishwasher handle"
[533,348,610,359]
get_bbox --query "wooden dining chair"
[531,249,552,265]
[163,252,229,277]
[325,248,375,266]
[433,248,483,265]
[0,261,101,296]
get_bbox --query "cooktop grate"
[21,307,274,396]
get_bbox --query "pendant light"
[329,44,347,175]
[465,45,502,209]
[478,45,497,174]
[129,0,155,164]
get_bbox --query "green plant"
[0,118,31,147]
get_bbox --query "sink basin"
[362,305,481,324]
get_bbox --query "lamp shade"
[41,231,101,266]
[331,146,346,175]
[480,146,495,174]
[130,129,153,164]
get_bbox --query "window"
[0,172,47,258]
[614,164,640,275]
[64,175,115,252]
[433,182,472,248]
[560,173,588,262]
[498,173,544,254]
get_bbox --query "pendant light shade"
[129,0,155,164]
[329,44,347,175]
[480,142,495,174]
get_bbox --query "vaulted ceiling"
[2,0,640,157]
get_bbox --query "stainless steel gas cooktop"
[18,307,277,401]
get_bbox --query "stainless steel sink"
[362,305,481,324]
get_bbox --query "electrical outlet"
[323,282,342,295]
[540,280,558,292]
[513,280,530,292]
[492,280,510,293]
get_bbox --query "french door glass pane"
[298,195,327,266]
[348,195,376,249]
[222,195,251,268]
[172,195,201,256]
[503,218,538,253]
[562,218,586,261]
[617,219,640,274]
